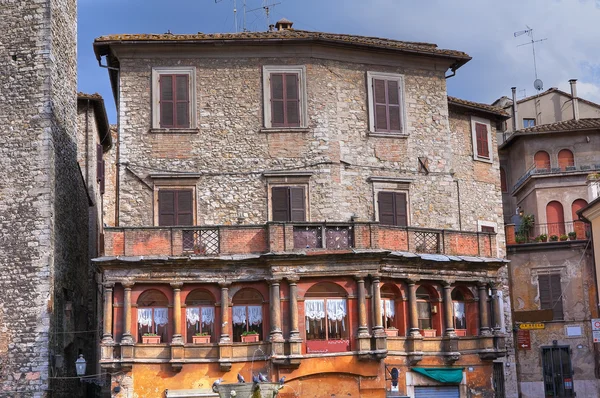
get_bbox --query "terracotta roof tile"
[514,118,600,134]
[448,96,509,118]
[94,29,470,61]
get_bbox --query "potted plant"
[142,333,161,344]
[550,235,559,242]
[559,234,568,241]
[422,328,437,338]
[192,332,211,344]
[454,329,467,337]
[193,243,207,255]
[385,327,398,337]
[518,213,535,240]
[539,234,548,242]
[568,231,577,240]
[515,234,526,244]
[241,331,259,343]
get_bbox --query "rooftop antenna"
[248,1,281,30]
[215,0,241,32]
[514,26,547,92]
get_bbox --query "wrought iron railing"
[511,163,600,194]
[182,228,220,254]
[293,224,354,249]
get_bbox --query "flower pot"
[241,334,259,343]
[422,329,437,338]
[540,237,547,242]
[192,335,211,344]
[385,329,399,337]
[142,335,161,344]
[455,329,467,337]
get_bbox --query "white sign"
[566,325,582,337]
[592,318,600,331]
[593,331,600,343]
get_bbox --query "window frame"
[538,273,564,321]
[523,118,536,128]
[377,191,408,227]
[153,183,197,227]
[305,297,349,342]
[262,65,308,130]
[371,178,412,226]
[366,71,408,136]
[470,116,493,163]
[151,66,197,131]
[185,289,216,343]
[416,286,433,331]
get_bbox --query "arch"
[534,151,550,170]
[381,284,403,335]
[558,149,574,170]
[546,201,565,236]
[500,167,508,193]
[305,282,347,298]
[304,282,349,351]
[137,289,169,306]
[381,283,402,299]
[185,289,215,305]
[572,199,589,240]
[232,288,264,303]
[571,199,588,221]
[451,286,477,336]
[136,289,169,343]
[232,288,264,342]
[185,289,216,343]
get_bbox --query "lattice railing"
[182,228,220,255]
[293,225,353,250]
[414,231,440,254]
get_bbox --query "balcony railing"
[102,223,498,258]
[506,221,590,244]
[511,163,600,194]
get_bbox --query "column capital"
[267,277,283,285]
[103,282,115,289]
[488,281,500,291]
[354,275,367,282]
[440,280,454,288]
[477,282,488,290]
[170,282,184,289]
[286,276,300,284]
[218,281,231,288]
[121,281,135,289]
[406,278,420,285]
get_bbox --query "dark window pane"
[272,101,285,125]
[375,105,388,131]
[389,105,401,131]
[387,80,399,105]
[286,100,300,125]
[161,75,173,101]
[176,102,189,128]
[271,74,284,100]
[161,103,174,127]
[176,75,189,100]
[285,74,298,100]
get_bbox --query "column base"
[219,335,231,343]
[120,334,134,345]
[171,335,184,345]
[444,329,457,338]
[102,335,115,345]
[409,328,422,338]
[269,330,285,343]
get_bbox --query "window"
[470,116,493,162]
[451,289,467,331]
[380,285,399,333]
[523,118,536,128]
[305,282,349,353]
[185,289,215,343]
[534,151,551,170]
[151,67,196,130]
[137,290,169,343]
[416,286,432,330]
[158,189,194,226]
[538,274,563,320]
[378,191,407,226]
[232,289,263,342]
[367,72,406,134]
[500,167,508,193]
[262,66,307,129]
[271,186,306,222]
[558,149,575,170]
[546,201,565,236]
[96,144,105,194]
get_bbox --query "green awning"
[412,368,464,384]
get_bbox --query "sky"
[78,0,600,124]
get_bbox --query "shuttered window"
[378,192,408,226]
[539,274,563,320]
[96,144,105,194]
[270,73,300,127]
[271,186,306,222]
[159,74,190,128]
[158,190,194,226]
[475,122,490,158]
[373,78,402,133]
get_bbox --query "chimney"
[569,79,580,120]
[275,18,293,31]
[511,87,519,131]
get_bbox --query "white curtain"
[453,302,465,319]
[381,300,395,319]
[248,305,262,325]
[154,307,169,326]
[232,306,247,325]
[305,299,325,320]
[186,307,200,325]
[138,308,153,327]
[326,299,347,321]
[202,307,215,325]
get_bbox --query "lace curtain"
[138,308,153,327]
[154,308,169,326]
[453,302,465,319]
[248,306,262,325]
[202,307,215,325]
[232,306,247,325]
[186,307,215,326]
[326,299,346,321]
[305,299,325,320]
[380,299,395,319]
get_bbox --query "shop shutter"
[414,385,460,398]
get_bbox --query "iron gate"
[542,346,574,397]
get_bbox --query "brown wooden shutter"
[270,73,300,127]
[175,75,190,128]
[99,160,105,195]
[271,187,289,221]
[270,73,285,126]
[289,187,306,222]
[394,192,407,226]
[550,274,563,320]
[285,74,300,126]
[373,79,388,131]
[160,74,174,128]
[158,190,176,226]
[176,190,193,225]
[378,192,395,225]
[387,80,401,131]
[475,123,490,158]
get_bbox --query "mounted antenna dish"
[534,79,544,91]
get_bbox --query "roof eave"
[448,101,510,120]
[77,95,112,151]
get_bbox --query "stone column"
[442,281,456,337]
[407,279,421,337]
[219,282,231,342]
[287,277,300,341]
[121,282,135,344]
[102,283,115,344]
[490,282,501,333]
[355,276,370,338]
[478,282,491,336]
[269,279,284,342]
[372,276,384,337]
[171,282,184,344]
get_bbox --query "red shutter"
[271,187,289,221]
[160,74,174,128]
[158,190,176,226]
[176,190,193,225]
[550,274,563,320]
[394,193,407,226]
[289,187,306,222]
[270,73,300,127]
[475,123,490,158]
[378,192,395,225]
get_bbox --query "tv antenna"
[514,26,547,92]
[248,1,281,29]
[215,0,248,33]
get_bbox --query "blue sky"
[78,0,600,124]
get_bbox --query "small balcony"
[511,163,600,194]
[506,221,590,245]
[102,222,498,259]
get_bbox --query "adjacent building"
[94,21,518,397]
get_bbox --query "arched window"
[534,151,550,170]
[558,149,574,170]
[137,290,169,343]
[546,201,565,236]
[185,289,215,343]
[416,286,432,331]
[572,199,589,239]
[500,167,508,193]
[451,289,467,332]
[305,282,349,353]
[381,285,398,334]
[232,289,264,342]
[571,199,588,221]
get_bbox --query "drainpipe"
[511,87,519,131]
[85,99,90,188]
[455,179,462,231]
[569,79,580,121]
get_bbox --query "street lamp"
[75,354,87,377]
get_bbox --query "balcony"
[511,162,600,194]
[102,222,498,259]
[506,221,590,245]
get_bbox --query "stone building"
[0,1,110,396]
[496,86,600,397]
[94,20,517,397]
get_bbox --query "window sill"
[259,127,311,134]
[368,132,409,139]
[149,128,200,134]
[473,157,493,164]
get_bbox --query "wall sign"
[519,323,545,330]
[517,329,531,350]
[592,319,600,331]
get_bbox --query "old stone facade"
[95,22,517,397]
